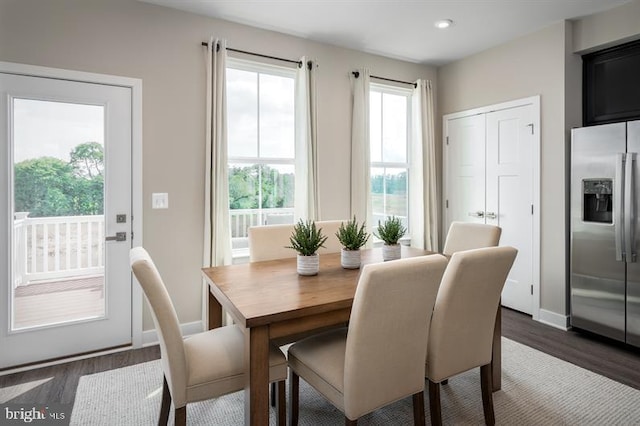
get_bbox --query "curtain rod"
[352,71,416,88]
[201,41,303,67]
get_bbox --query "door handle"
[485,211,497,220]
[626,153,636,262]
[105,232,127,242]
[615,153,625,262]
[468,211,485,218]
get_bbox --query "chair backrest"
[343,254,448,420]
[316,220,346,254]
[427,246,517,382]
[442,221,501,256]
[248,224,296,262]
[130,247,188,405]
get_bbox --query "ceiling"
[141,0,631,66]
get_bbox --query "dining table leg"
[244,325,270,426]
[491,305,501,392]
[208,290,222,330]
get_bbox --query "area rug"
[71,338,640,425]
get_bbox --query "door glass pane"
[12,98,105,330]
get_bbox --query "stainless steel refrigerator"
[571,120,640,346]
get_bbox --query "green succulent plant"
[374,216,407,245]
[286,220,328,256]
[336,216,370,251]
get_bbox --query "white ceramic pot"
[297,254,319,276]
[382,244,401,261]
[341,248,361,269]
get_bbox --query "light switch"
[152,193,169,209]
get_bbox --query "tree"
[14,142,105,217]
[14,157,75,217]
[70,142,103,179]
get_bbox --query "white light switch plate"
[152,193,169,209]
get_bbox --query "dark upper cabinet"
[584,39,640,126]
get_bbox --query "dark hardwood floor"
[501,307,640,390]
[2,307,640,408]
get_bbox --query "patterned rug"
[71,338,640,425]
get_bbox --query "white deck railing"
[12,209,295,286]
[13,213,104,287]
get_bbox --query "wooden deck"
[13,276,104,330]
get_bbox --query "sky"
[13,98,104,163]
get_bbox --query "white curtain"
[350,69,373,239]
[294,57,319,221]
[410,79,439,250]
[203,37,232,324]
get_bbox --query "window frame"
[226,57,298,259]
[369,82,412,241]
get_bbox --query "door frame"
[0,61,143,354]
[442,95,541,321]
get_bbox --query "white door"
[444,100,537,315]
[486,106,534,314]
[0,72,132,368]
[445,114,486,226]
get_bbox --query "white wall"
[573,0,640,53]
[0,0,436,330]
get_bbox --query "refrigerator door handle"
[626,152,637,263]
[615,153,625,262]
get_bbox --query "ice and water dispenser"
[583,179,613,223]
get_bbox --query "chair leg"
[271,381,276,407]
[412,391,426,426]
[480,364,496,426]
[276,380,286,426]
[158,376,171,426]
[174,406,186,426]
[289,370,300,426]
[345,417,358,425]
[428,380,442,426]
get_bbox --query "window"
[226,59,296,256]
[369,84,411,234]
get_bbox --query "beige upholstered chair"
[288,254,448,425]
[316,220,347,254]
[130,247,288,426]
[442,221,501,256]
[426,246,517,426]
[248,224,296,262]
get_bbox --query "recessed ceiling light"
[435,19,453,29]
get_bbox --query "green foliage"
[70,142,103,178]
[228,165,294,210]
[287,220,328,256]
[371,171,407,195]
[336,216,370,250]
[375,216,407,245]
[14,143,104,217]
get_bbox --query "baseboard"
[537,308,570,330]
[142,321,204,347]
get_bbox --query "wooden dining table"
[202,246,502,425]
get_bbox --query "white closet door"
[486,105,535,314]
[444,114,486,227]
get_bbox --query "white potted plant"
[335,216,370,269]
[375,216,407,261]
[287,220,328,276]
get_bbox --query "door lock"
[106,232,127,242]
